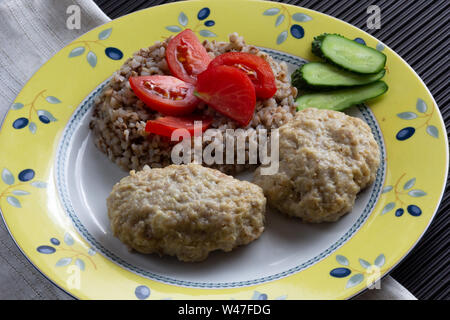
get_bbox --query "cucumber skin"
[312,33,387,74]
[295,81,388,112]
[291,62,386,91]
[291,65,310,91]
[311,33,329,60]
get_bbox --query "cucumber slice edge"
[295,81,389,112]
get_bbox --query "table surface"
[98,0,450,300]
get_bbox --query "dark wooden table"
[94,0,449,300]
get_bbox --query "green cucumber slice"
[291,62,386,90]
[295,81,388,111]
[312,34,387,74]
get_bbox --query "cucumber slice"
[312,34,387,74]
[296,81,388,111]
[291,62,385,90]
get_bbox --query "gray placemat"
[0,0,110,300]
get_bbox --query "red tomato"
[166,29,212,84]
[208,52,277,99]
[195,65,256,127]
[129,75,199,116]
[145,115,213,138]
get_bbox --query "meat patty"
[107,164,266,262]
[253,108,380,223]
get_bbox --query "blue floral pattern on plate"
[11,90,61,133]
[68,28,123,68]
[166,7,217,38]
[330,254,385,289]
[0,168,46,208]
[380,174,426,217]
[262,6,312,44]
[37,233,97,271]
[396,98,439,140]
[135,285,151,300]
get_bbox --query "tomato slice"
[208,52,277,99]
[129,75,199,116]
[145,115,213,138]
[166,29,212,84]
[195,65,256,127]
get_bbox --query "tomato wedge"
[129,75,199,116]
[208,52,277,99]
[145,115,213,138]
[195,65,256,127]
[166,29,212,84]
